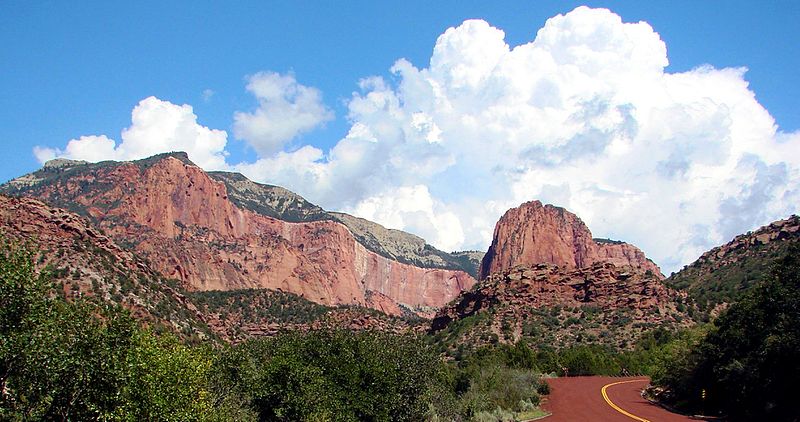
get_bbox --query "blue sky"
[1,1,798,271]
[2,1,798,181]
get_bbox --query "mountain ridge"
[666,214,800,312]
[1,152,476,316]
[4,151,479,275]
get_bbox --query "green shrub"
[221,330,446,421]
[656,245,800,420]
[0,238,249,421]
[471,407,515,422]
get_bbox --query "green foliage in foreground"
[214,330,550,422]
[217,330,448,421]
[0,238,250,421]
[655,245,800,421]
[448,345,548,419]
[1,238,550,421]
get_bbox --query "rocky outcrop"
[479,201,662,279]
[2,153,475,316]
[435,201,675,352]
[691,215,799,266]
[667,215,800,310]
[431,262,688,350]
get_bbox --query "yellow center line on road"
[601,379,651,422]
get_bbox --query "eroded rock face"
[4,155,474,315]
[431,262,688,349]
[479,201,662,279]
[0,195,212,338]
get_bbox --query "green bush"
[471,407,515,422]
[458,365,542,415]
[220,330,447,421]
[0,238,248,421]
[447,343,548,418]
[656,245,800,421]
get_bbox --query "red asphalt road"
[542,376,694,421]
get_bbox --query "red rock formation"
[0,195,212,337]
[15,156,474,315]
[0,195,143,275]
[479,201,662,279]
[431,262,688,349]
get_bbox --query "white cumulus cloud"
[34,96,229,170]
[233,72,333,156]
[32,7,800,274]
[346,185,465,252]
[241,6,799,273]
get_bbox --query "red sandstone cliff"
[8,156,474,316]
[479,201,662,279]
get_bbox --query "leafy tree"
[1,238,49,404]
[1,238,134,419]
[658,245,800,421]
[223,330,447,421]
[0,238,249,421]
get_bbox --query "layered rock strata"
[431,263,688,348]
[479,201,662,279]
[3,154,474,316]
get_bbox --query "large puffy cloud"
[239,6,798,272]
[33,7,800,273]
[34,96,229,170]
[349,185,465,252]
[233,72,333,156]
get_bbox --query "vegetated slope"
[479,200,662,279]
[654,244,800,420]
[1,152,476,316]
[666,215,800,312]
[431,263,689,354]
[186,289,423,343]
[0,194,213,341]
[432,200,687,355]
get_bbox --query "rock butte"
[479,200,663,280]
